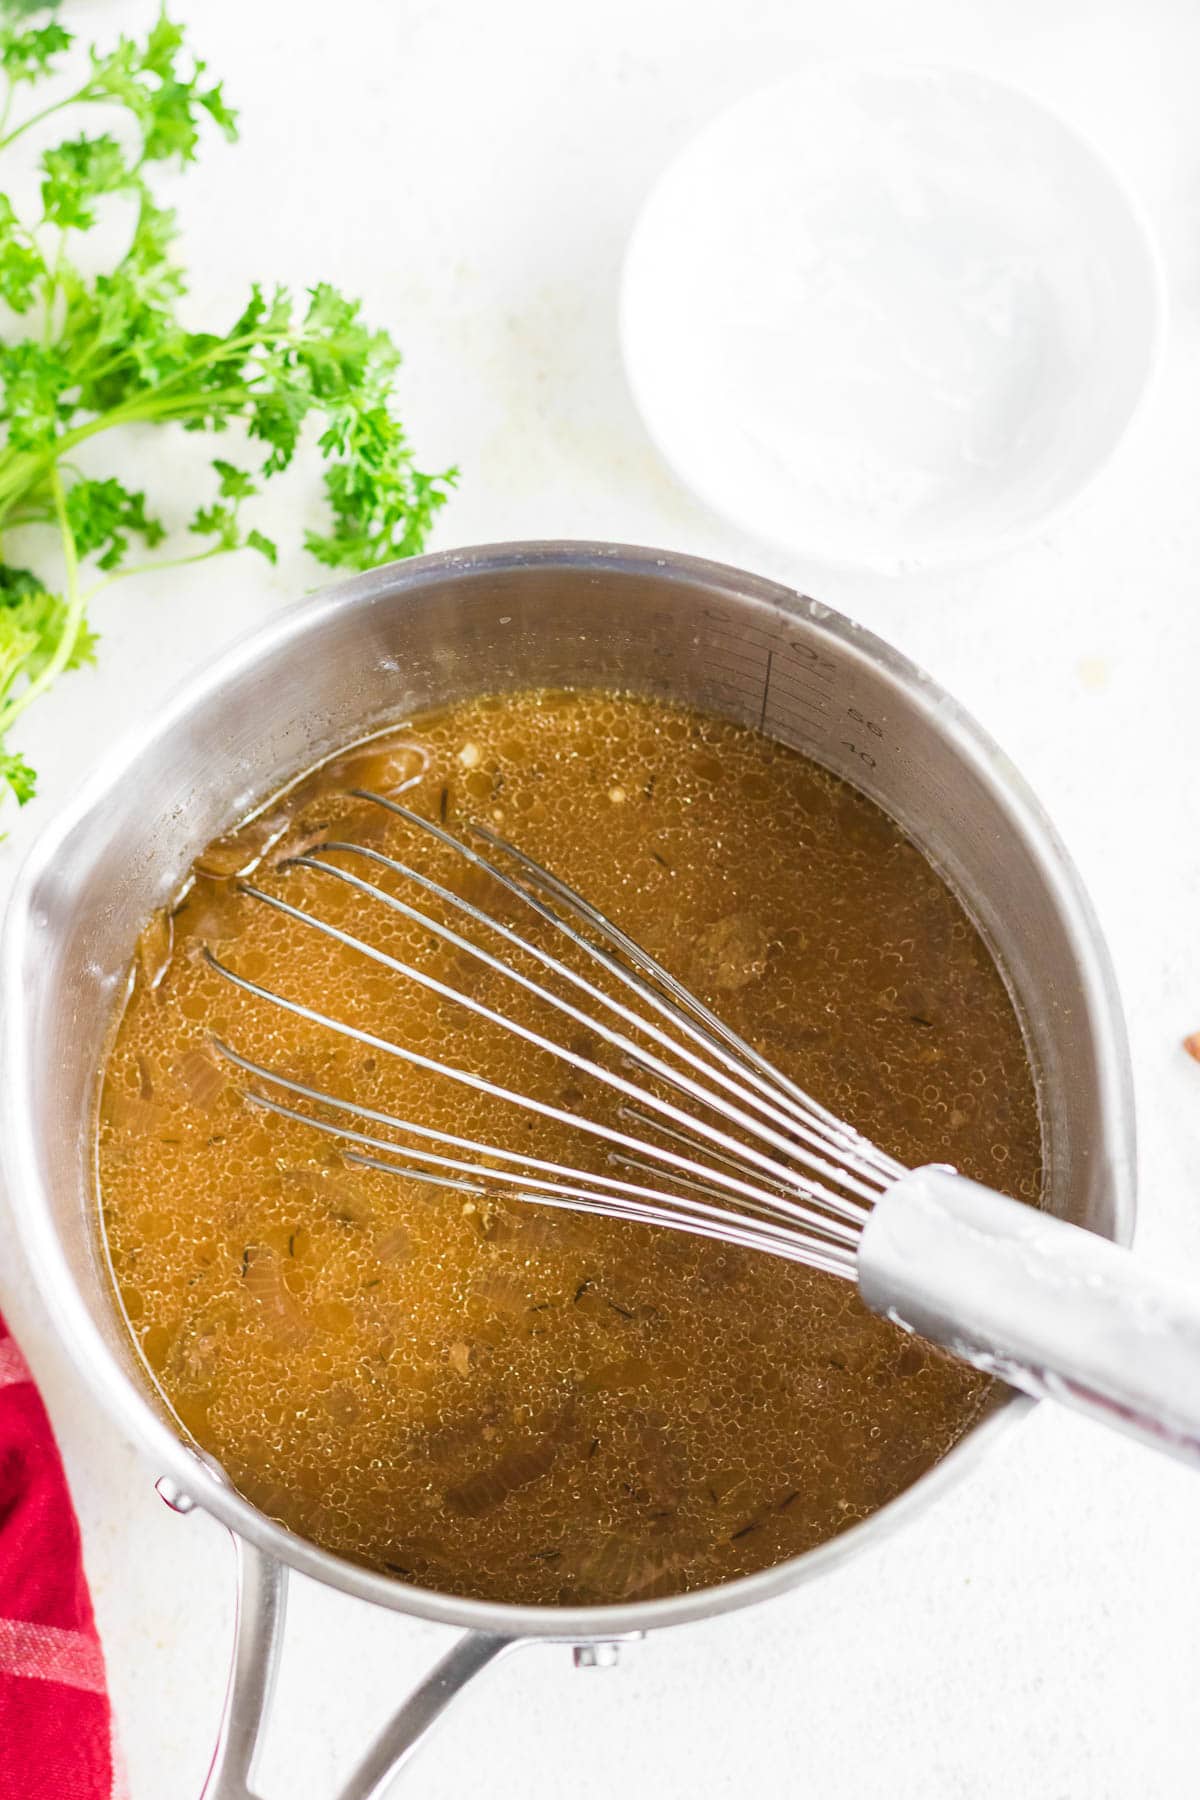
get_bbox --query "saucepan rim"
[0,540,1136,1641]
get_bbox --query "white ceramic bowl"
[621,64,1166,574]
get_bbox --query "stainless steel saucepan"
[1,543,1135,1798]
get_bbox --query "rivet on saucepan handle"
[155,1474,197,1514]
[573,1642,625,1669]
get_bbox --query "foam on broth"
[96,690,1042,1605]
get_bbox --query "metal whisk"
[207,791,1200,1471]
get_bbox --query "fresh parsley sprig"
[0,2,454,809]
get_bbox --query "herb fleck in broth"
[96,690,1042,1604]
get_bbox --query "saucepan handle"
[858,1166,1200,1468]
[201,1531,518,1800]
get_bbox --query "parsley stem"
[63,314,380,400]
[0,384,273,495]
[0,386,254,517]
[81,542,228,603]
[0,463,87,737]
[42,228,66,350]
[0,317,385,522]
[0,88,85,156]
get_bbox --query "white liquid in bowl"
[621,65,1164,573]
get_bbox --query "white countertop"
[2,2,1199,1795]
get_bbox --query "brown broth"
[96,690,1042,1605]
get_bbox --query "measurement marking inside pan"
[694,628,770,661]
[699,612,793,651]
[698,644,773,676]
[693,640,836,736]
[766,708,829,742]
[696,645,772,683]
[759,651,773,729]
[700,667,768,697]
[770,661,834,701]
[767,681,829,716]
[699,618,837,692]
[769,674,829,708]
[783,648,837,681]
[700,658,767,683]
[767,681,830,716]
[764,691,834,741]
[700,613,834,663]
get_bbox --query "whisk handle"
[858,1167,1200,1469]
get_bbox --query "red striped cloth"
[0,1313,119,1799]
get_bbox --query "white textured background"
[2,2,1199,1795]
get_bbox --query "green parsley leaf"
[0,192,43,310]
[0,747,36,803]
[66,477,165,570]
[188,499,240,551]
[41,132,135,229]
[0,6,452,812]
[210,457,258,501]
[0,17,70,86]
[245,527,276,565]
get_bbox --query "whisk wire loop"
[208,799,908,1279]
[213,1037,857,1259]
[359,796,902,1188]
[232,871,880,1217]
[466,816,903,1180]
[205,947,870,1247]
[288,839,888,1199]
